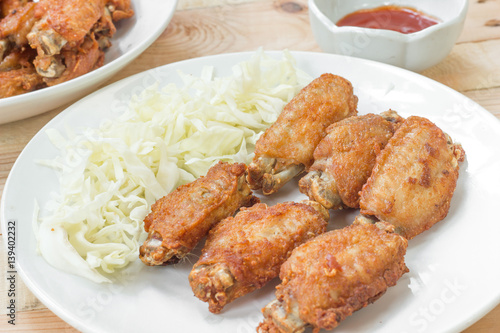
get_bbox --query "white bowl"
[309,0,468,72]
[0,0,178,124]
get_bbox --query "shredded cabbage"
[34,50,311,283]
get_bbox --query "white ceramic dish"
[2,51,500,333]
[0,0,178,125]
[309,0,468,72]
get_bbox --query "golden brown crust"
[189,201,328,313]
[359,116,465,239]
[33,0,105,44]
[1,0,29,18]
[0,66,44,97]
[299,113,399,209]
[260,222,408,332]
[106,0,134,21]
[247,73,358,194]
[41,33,104,86]
[254,73,358,168]
[139,161,259,266]
[257,318,283,333]
[0,2,37,45]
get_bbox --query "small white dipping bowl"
[309,0,468,72]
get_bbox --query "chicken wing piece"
[0,45,36,71]
[106,0,134,21]
[189,200,329,314]
[0,2,37,48]
[0,66,44,97]
[1,0,29,18]
[258,219,408,333]
[40,33,104,86]
[29,0,105,50]
[247,73,358,195]
[139,162,259,266]
[91,0,133,50]
[299,111,403,210]
[26,0,105,78]
[359,116,465,239]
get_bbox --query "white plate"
[2,51,500,333]
[0,0,178,125]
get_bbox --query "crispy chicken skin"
[0,66,43,97]
[0,45,36,70]
[40,33,104,86]
[189,201,329,314]
[258,219,408,333]
[359,116,465,239]
[106,0,134,21]
[299,111,403,210]
[0,2,37,47]
[27,0,105,78]
[139,162,259,266]
[28,0,131,53]
[1,0,30,18]
[247,73,358,195]
[30,0,105,48]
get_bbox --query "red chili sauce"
[336,5,439,34]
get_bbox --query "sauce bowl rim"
[308,0,469,42]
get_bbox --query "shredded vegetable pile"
[34,50,311,283]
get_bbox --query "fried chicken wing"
[139,162,259,266]
[0,66,43,97]
[29,0,104,49]
[258,220,408,333]
[26,0,104,78]
[299,111,403,210]
[359,116,465,239]
[106,0,134,21]
[247,73,358,195]
[0,45,36,70]
[40,33,104,86]
[189,200,328,314]
[0,2,37,48]
[1,0,29,18]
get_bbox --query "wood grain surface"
[1,0,499,332]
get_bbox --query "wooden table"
[1,0,499,331]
